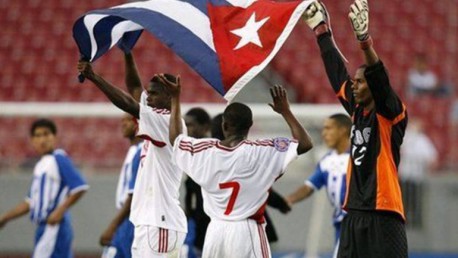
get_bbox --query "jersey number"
[219,181,240,215]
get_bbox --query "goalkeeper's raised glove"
[349,0,369,41]
[303,1,329,31]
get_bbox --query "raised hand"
[157,74,181,97]
[349,0,369,41]
[77,61,96,80]
[303,1,328,30]
[268,85,291,115]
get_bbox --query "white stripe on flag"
[110,0,215,51]
[83,14,109,60]
[110,20,144,50]
[226,0,257,8]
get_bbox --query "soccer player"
[101,114,143,258]
[78,58,187,257]
[286,114,351,257]
[182,107,212,258]
[0,118,89,258]
[304,0,408,257]
[210,113,292,245]
[163,74,313,258]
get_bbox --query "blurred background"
[0,0,457,257]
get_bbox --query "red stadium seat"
[0,0,456,169]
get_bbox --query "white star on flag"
[230,12,270,50]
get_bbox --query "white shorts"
[202,219,271,258]
[132,225,186,258]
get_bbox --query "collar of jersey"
[215,140,246,151]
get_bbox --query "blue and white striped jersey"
[26,149,89,224]
[115,142,142,209]
[306,150,349,225]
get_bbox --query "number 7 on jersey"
[219,181,240,215]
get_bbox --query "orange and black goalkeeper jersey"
[317,32,408,220]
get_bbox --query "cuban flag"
[73,0,313,101]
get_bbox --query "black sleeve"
[317,32,355,115]
[364,61,405,120]
[267,189,291,213]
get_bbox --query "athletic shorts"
[102,218,135,258]
[337,210,408,258]
[33,218,73,258]
[131,225,186,258]
[202,219,271,258]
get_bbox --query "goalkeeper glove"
[349,0,369,41]
[303,1,329,31]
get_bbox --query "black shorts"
[337,210,408,258]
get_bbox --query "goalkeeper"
[303,0,408,257]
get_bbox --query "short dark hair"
[223,103,253,133]
[329,113,352,135]
[148,73,177,93]
[150,73,177,85]
[30,118,57,136]
[211,113,224,140]
[186,108,211,126]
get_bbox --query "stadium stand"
[0,0,456,170]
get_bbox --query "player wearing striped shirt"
[161,75,313,258]
[78,58,188,258]
[0,118,89,258]
[304,1,408,257]
[287,114,351,258]
[101,114,143,258]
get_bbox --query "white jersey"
[115,142,142,209]
[172,135,298,221]
[130,92,187,233]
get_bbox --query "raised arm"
[269,85,313,155]
[78,61,140,118]
[349,0,405,119]
[155,74,182,145]
[348,0,379,66]
[304,1,354,114]
[124,52,143,101]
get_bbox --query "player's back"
[174,136,298,222]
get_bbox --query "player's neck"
[363,100,375,113]
[336,141,350,154]
[221,134,247,147]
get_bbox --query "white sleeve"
[263,137,299,177]
[281,140,299,171]
[172,135,205,177]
